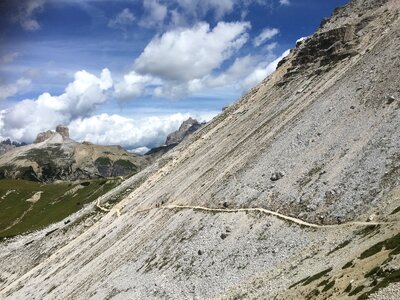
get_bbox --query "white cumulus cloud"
[134,21,250,82]
[0,77,31,101]
[0,69,113,142]
[115,21,288,100]
[253,27,279,47]
[279,0,290,6]
[202,44,288,91]
[242,49,290,89]
[171,0,275,23]
[153,78,204,99]
[114,71,154,101]
[206,55,259,88]
[139,0,168,28]
[174,0,235,19]
[68,113,194,149]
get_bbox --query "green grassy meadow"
[0,178,122,238]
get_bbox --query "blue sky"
[0,0,349,151]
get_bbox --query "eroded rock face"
[278,25,359,81]
[294,25,357,66]
[56,125,69,139]
[33,130,57,144]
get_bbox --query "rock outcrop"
[33,130,57,144]
[56,125,69,139]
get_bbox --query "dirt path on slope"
[161,205,389,228]
[125,204,390,229]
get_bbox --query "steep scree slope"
[0,0,399,299]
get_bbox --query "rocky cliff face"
[0,126,148,181]
[33,130,57,143]
[1,1,400,299]
[56,125,69,138]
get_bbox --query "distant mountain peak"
[165,117,203,146]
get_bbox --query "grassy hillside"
[0,178,122,238]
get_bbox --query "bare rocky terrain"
[0,0,400,299]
